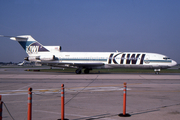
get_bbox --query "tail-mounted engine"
[24,55,56,61]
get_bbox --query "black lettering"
[140,54,146,64]
[132,54,140,64]
[108,54,114,64]
[120,54,126,64]
[113,53,121,64]
[126,54,131,64]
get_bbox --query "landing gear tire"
[75,69,82,74]
[154,69,160,75]
[155,71,159,75]
[84,69,90,74]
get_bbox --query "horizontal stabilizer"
[0,35,30,41]
[0,35,49,54]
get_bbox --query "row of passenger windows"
[61,57,140,59]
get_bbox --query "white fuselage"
[30,51,177,69]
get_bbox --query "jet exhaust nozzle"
[24,57,29,61]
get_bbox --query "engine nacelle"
[39,55,55,61]
[24,55,56,61]
[24,56,37,61]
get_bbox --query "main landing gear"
[155,71,159,74]
[154,69,160,75]
[75,68,91,74]
[75,69,82,74]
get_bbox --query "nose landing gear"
[155,71,159,74]
[154,69,160,75]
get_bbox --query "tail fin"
[2,35,49,55]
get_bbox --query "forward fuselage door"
[144,55,150,64]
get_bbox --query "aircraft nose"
[170,60,177,67]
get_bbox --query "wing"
[40,61,104,68]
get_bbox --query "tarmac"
[0,67,180,120]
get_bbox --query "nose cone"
[170,60,177,67]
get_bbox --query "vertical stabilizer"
[9,35,49,55]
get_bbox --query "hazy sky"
[0,0,180,63]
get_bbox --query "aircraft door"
[144,55,150,64]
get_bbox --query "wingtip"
[0,35,14,38]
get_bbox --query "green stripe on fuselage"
[144,60,172,63]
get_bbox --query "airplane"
[18,61,25,66]
[0,35,177,74]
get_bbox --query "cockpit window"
[163,57,171,60]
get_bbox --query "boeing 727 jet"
[1,35,177,74]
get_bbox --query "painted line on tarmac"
[1,89,179,96]
[66,87,131,92]
[0,86,131,95]
[0,89,60,96]
[130,90,180,92]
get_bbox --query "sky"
[0,0,180,63]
